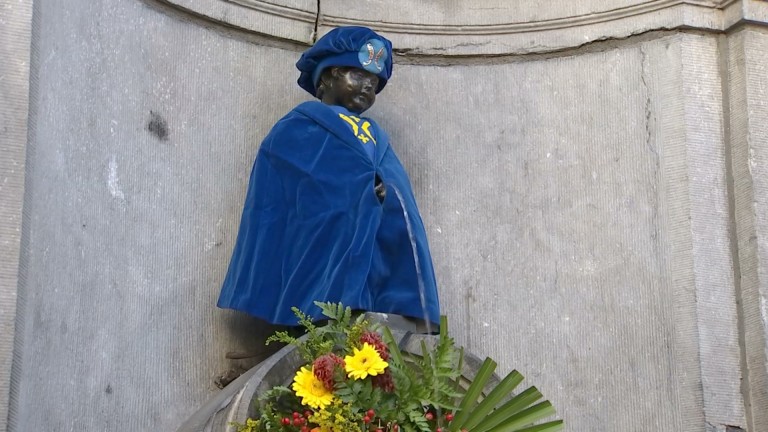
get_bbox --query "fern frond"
[404,403,432,432]
[256,386,292,402]
[265,331,296,346]
[315,301,352,325]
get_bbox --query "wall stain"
[146,110,169,141]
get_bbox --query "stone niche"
[5,1,768,432]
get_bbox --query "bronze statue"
[217,26,440,330]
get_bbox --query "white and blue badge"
[358,39,388,74]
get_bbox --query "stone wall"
[2,1,767,431]
[0,1,33,431]
[727,27,768,431]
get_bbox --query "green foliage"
[316,301,353,325]
[404,402,432,432]
[266,306,337,362]
[336,377,381,409]
[247,302,563,432]
[448,363,564,432]
[230,417,260,432]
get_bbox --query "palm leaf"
[507,420,565,432]
[450,358,562,432]
[457,370,526,430]
[470,387,542,431]
[450,357,497,428]
[483,401,558,432]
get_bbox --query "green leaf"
[315,301,352,326]
[451,346,465,405]
[406,407,432,432]
[469,386,542,432]
[256,386,292,402]
[459,370,526,431]
[509,420,564,432]
[483,401,557,432]
[382,326,405,366]
[450,357,497,429]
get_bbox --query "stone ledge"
[159,0,316,43]
[160,0,768,54]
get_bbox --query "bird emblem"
[360,42,386,72]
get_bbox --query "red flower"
[371,369,395,393]
[360,331,389,361]
[313,353,344,390]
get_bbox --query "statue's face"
[321,67,380,114]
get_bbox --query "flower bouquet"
[233,302,563,432]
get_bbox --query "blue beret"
[296,26,393,97]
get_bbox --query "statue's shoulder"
[284,101,355,136]
[293,100,326,113]
[267,101,328,129]
[261,102,334,153]
[290,100,335,120]
[266,101,325,133]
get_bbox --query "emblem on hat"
[358,39,387,74]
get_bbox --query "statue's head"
[296,26,393,113]
[315,66,379,114]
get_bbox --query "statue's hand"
[374,181,386,203]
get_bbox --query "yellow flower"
[292,366,334,409]
[344,343,388,380]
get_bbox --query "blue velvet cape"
[217,101,440,326]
